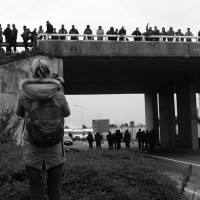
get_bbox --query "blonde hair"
[31,58,51,79]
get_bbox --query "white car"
[63,134,73,146]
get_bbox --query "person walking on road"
[87,132,94,149]
[95,132,102,149]
[106,131,114,149]
[124,130,131,149]
[115,130,123,150]
[136,129,143,150]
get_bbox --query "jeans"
[26,164,63,200]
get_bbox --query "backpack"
[26,97,64,146]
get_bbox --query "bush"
[0,144,188,200]
[0,143,29,200]
[62,150,187,200]
[0,106,22,144]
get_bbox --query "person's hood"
[19,79,60,101]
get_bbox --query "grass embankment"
[0,143,187,200]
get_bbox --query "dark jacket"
[3,27,11,40]
[87,133,94,142]
[124,131,131,142]
[46,23,53,33]
[21,28,30,41]
[11,28,18,40]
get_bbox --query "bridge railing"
[37,33,200,43]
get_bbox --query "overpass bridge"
[1,34,200,150]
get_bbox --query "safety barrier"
[37,33,200,42]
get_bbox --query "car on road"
[63,134,73,146]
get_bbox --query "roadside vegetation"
[0,105,195,200]
[0,141,189,200]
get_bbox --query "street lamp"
[75,105,83,129]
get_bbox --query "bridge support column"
[144,92,159,142]
[176,77,198,149]
[159,84,176,148]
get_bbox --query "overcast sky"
[2,0,200,128]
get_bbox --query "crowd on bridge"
[0,21,200,53]
[86,128,157,151]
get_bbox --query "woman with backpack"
[17,58,70,200]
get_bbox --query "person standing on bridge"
[84,25,93,40]
[3,24,11,52]
[21,25,30,51]
[69,25,79,40]
[10,24,18,52]
[106,27,115,41]
[96,26,104,40]
[0,24,3,47]
[175,29,184,42]
[152,26,160,41]
[167,26,175,42]
[46,21,53,40]
[160,27,167,42]
[58,24,68,40]
[37,25,44,40]
[185,28,193,42]
[131,27,142,41]
[118,26,127,41]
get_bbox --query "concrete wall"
[38,40,200,57]
[0,56,63,143]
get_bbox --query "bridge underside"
[38,40,200,150]
[63,56,200,95]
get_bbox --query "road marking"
[143,154,200,167]
[185,188,200,196]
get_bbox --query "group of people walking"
[86,129,132,150]
[86,128,157,151]
[136,129,157,151]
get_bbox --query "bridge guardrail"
[37,33,200,43]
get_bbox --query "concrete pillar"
[144,92,159,142]
[159,83,176,148]
[176,76,198,149]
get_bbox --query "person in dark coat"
[136,129,143,150]
[118,26,126,41]
[95,132,102,149]
[115,130,123,150]
[46,21,53,34]
[10,24,18,52]
[46,21,53,40]
[3,24,11,52]
[148,129,156,151]
[123,130,131,149]
[152,26,160,41]
[132,27,142,41]
[87,132,94,149]
[21,25,30,51]
[106,131,114,149]
[141,130,146,149]
[143,23,153,41]
[106,27,115,41]
[83,25,93,40]
[69,25,79,40]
